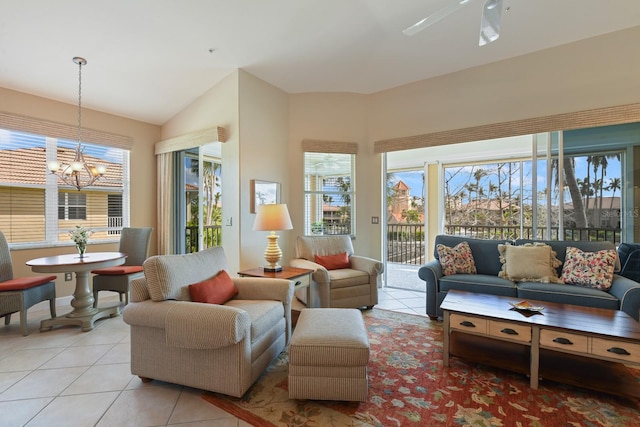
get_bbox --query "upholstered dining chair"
[92,227,152,308]
[0,230,57,336]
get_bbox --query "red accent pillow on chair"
[188,270,238,304]
[314,252,350,270]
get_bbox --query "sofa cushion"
[516,281,620,311]
[560,247,617,291]
[315,252,350,270]
[439,274,518,297]
[434,235,511,276]
[327,269,370,289]
[189,270,238,305]
[498,243,562,283]
[436,241,477,276]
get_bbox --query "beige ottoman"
[288,308,370,401]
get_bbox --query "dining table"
[26,251,127,332]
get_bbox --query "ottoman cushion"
[289,308,369,401]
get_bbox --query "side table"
[238,266,313,326]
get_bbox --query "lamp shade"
[253,204,293,231]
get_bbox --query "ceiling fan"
[403,0,505,46]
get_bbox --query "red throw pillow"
[314,252,350,270]
[188,270,238,304]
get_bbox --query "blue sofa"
[418,235,640,321]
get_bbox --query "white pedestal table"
[27,252,127,332]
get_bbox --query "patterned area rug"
[202,309,640,426]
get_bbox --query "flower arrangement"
[69,225,92,257]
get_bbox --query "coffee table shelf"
[442,290,640,399]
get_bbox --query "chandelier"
[48,57,106,191]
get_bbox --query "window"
[442,150,623,243]
[304,152,355,235]
[58,192,87,220]
[0,127,129,246]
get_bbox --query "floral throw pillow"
[561,246,617,291]
[436,241,477,276]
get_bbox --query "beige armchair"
[122,247,293,398]
[289,235,383,309]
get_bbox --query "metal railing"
[185,225,222,253]
[386,224,621,266]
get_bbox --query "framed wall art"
[250,179,280,213]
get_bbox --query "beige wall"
[237,70,290,269]
[367,26,640,256]
[161,70,290,272]
[287,93,383,260]
[0,86,160,296]
[2,26,639,297]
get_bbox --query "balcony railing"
[387,224,621,266]
[185,225,222,253]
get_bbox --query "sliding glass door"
[175,142,222,253]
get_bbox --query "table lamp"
[253,203,293,272]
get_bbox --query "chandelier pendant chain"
[48,56,106,191]
[77,57,83,153]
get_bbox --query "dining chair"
[92,227,152,308]
[0,230,57,336]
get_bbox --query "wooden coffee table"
[441,290,640,399]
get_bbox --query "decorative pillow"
[498,243,562,283]
[436,241,477,276]
[188,270,238,304]
[315,252,350,270]
[561,246,617,290]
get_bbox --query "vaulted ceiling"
[2,0,639,125]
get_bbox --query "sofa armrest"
[350,255,383,276]
[123,300,251,349]
[418,260,444,318]
[609,275,640,321]
[290,258,330,283]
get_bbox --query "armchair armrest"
[609,275,640,321]
[290,258,330,283]
[350,255,383,276]
[233,277,293,303]
[130,277,150,302]
[123,300,251,349]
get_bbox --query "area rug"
[202,309,640,426]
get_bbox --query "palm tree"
[606,177,621,210]
[552,158,587,228]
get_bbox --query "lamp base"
[263,265,283,273]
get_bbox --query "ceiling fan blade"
[403,0,472,36]
[479,0,504,46]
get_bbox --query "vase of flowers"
[69,225,92,258]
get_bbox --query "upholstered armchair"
[122,247,293,398]
[289,235,383,309]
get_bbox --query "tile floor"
[0,287,426,427]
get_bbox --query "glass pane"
[304,152,355,236]
[0,130,47,242]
